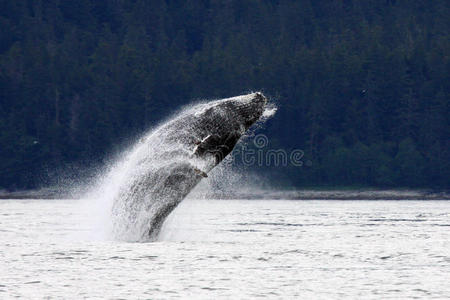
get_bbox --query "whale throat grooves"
[109,93,269,241]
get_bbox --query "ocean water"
[1,199,449,299]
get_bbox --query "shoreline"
[1,188,449,200]
[199,190,450,200]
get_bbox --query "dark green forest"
[0,0,449,190]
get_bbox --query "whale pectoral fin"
[192,145,199,156]
[193,167,208,178]
[193,134,222,157]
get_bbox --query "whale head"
[190,92,267,165]
[221,92,267,130]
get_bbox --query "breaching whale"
[111,92,268,241]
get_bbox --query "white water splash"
[262,103,277,119]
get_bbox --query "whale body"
[111,93,268,241]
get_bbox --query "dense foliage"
[0,0,449,189]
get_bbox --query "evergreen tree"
[0,0,448,189]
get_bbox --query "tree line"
[0,0,448,190]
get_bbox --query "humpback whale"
[111,92,268,241]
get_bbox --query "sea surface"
[1,199,449,299]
